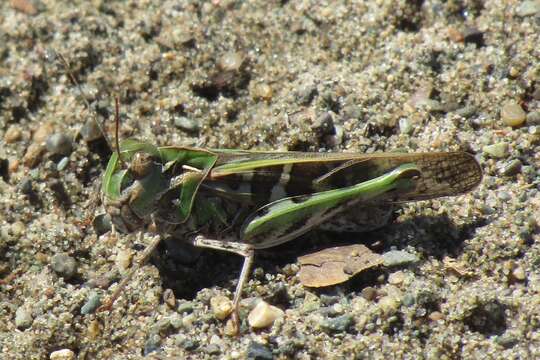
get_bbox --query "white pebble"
[248,300,284,328]
[50,349,75,360]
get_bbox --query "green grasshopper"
[54,52,481,332]
[97,105,482,332]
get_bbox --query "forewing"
[206,150,482,205]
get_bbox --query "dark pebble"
[0,158,8,182]
[498,159,522,176]
[46,133,73,156]
[320,314,354,334]
[80,119,104,142]
[246,341,273,360]
[92,213,112,236]
[495,333,519,349]
[462,27,484,47]
[20,178,33,194]
[180,339,199,351]
[361,287,377,301]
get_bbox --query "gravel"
[0,1,539,359]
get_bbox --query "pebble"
[296,84,318,105]
[361,287,377,301]
[210,295,233,320]
[23,143,45,168]
[378,296,400,315]
[382,250,419,267]
[92,214,112,236]
[4,125,22,143]
[163,288,176,309]
[46,133,73,156]
[497,191,512,202]
[49,349,75,360]
[205,344,221,355]
[526,111,540,125]
[512,267,526,281]
[218,51,244,71]
[319,314,354,334]
[10,0,38,15]
[57,157,69,171]
[496,333,519,349]
[81,293,101,315]
[174,334,199,350]
[80,119,103,142]
[143,333,161,355]
[169,313,183,329]
[87,320,100,339]
[482,142,509,158]
[8,158,19,174]
[462,27,484,47]
[456,105,477,118]
[252,83,273,101]
[498,159,522,176]
[247,300,284,329]
[33,122,54,143]
[246,341,273,360]
[501,101,526,127]
[429,311,444,321]
[399,118,413,134]
[516,1,540,17]
[224,319,238,336]
[173,116,199,132]
[11,221,25,237]
[15,306,33,330]
[50,253,77,279]
[176,301,194,314]
[115,248,133,272]
[388,271,405,285]
[19,178,33,196]
[402,293,415,307]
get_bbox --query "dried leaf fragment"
[298,244,383,287]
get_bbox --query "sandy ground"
[1,0,539,359]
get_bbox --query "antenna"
[114,96,125,165]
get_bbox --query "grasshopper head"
[102,140,170,233]
[130,152,155,179]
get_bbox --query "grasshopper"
[55,49,481,332]
[97,98,482,331]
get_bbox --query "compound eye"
[130,152,154,179]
